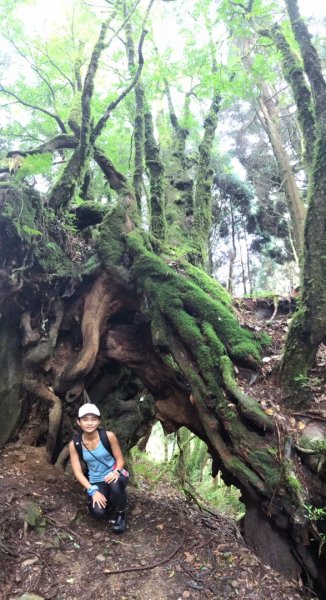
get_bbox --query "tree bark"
[257,85,305,259]
[280,0,326,393]
[269,24,315,170]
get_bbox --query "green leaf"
[22,224,43,236]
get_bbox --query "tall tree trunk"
[257,84,305,259]
[144,111,166,240]
[193,91,220,266]
[280,0,326,395]
[163,80,195,245]
[269,24,315,171]
[124,0,145,210]
[227,205,236,294]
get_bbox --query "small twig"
[180,563,204,590]
[45,514,83,541]
[189,537,213,551]
[0,540,18,557]
[292,411,326,422]
[24,549,52,570]
[103,528,185,575]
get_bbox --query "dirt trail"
[0,446,310,600]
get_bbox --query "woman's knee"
[89,503,107,520]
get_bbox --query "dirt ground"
[0,444,312,600]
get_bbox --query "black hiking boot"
[112,511,126,533]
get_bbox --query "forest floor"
[0,299,324,600]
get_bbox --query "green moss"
[36,240,73,276]
[181,283,261,361]
[258,331,273,347]
[68,91,82,129]
[282,459,304,506]
[299,438,326,453]
[201,321,226,358]
[1,186,43,240]
[228,456,267,493]
[149,311,168,347]
[162,353,181,372]
[98,201,128,265]
[249,448,280,487]
[128,235,261,365]
[0,185,78,277]
[281,307,316,389]
[184,263,231,307]
[286,473,302,492]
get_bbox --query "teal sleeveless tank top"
[82,439,115,483]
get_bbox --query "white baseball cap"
[78,403,100,418]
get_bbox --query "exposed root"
[23,374,62,461]
[21,312,40,347]
[55,444,70,469]
[59,272,124,391]
[220,355,274,431]
[20,301,65,460]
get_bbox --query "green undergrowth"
[131,446,244,519]
[243,291,280,299]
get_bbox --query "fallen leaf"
[131,505,142,516]
[184,552,194,563]
[21,557,38,567]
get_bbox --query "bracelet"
[87,485,99,497]
[114,468,129,477]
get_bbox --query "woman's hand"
[104,470,120,484]
[92,491,107,509]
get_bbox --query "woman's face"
[77,414,100,432]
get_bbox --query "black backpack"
[73,428,113,468]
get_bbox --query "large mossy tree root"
[97,218,310,537]
[125,234,288,501]
[57,271,126,397]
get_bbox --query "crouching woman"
[69,403,128,533]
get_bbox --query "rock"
[44,473,57,482]
[95,554,106,562]
[300,422,326,446]
[13,451,27,462]
[53,551,71,565]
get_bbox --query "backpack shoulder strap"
[98,428,112,456]
[72,432,83,461]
